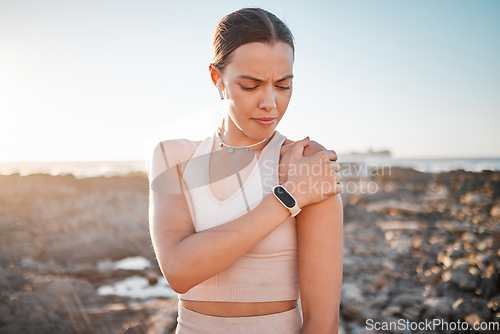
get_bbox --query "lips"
[252,118,276,126]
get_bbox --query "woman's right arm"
[151,186,293,293]
[149,137,340,294]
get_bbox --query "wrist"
[281,181,306,209]
[273,183,302,217]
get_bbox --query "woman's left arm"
[297,141,344,333]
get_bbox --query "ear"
[209,64,222,87]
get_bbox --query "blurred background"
[1,0,499,333]
[1,0,499,167]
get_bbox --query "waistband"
[175,301,302,334]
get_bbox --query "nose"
[259,86,276,112]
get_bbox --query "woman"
[149,7,343,333]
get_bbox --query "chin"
[253,124,277,136]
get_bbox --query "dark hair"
[211,7,295,74]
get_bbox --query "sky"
[1,0,499,161]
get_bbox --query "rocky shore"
[340,166,500,333]
[0,173,178,334]
[0,167,499,333]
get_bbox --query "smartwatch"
[272,185,302,217]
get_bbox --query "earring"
[217,78,224,100]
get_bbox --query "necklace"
[216,129,273,153]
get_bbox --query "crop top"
[177,130,299,302]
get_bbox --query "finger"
[320,150,338,162]
[335,171,342,184]
[330,162,341,172]
[330,169,342,183]
[330,150,338,162]
[291,136,310,158]
[329,182,342,196]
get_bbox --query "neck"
[218,118,275,151]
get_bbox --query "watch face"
[274,186,296,208]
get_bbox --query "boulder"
[452,297,490,323]
[367,200,427,216]
[491,204,500,218]
[441,265,478,292]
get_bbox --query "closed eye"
[240,85,258,91]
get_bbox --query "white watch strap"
[290,203,302,217]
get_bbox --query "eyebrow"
[237,74,294,83]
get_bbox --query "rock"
[477,237,494,251]
[461,231,478,244]
[0,268,28,292]
[147,274,158,286]
[391,293,426,316]
[423,185,449,201]
[341,305,362,321]
[342,257,357,275]
[422,297,454,319]
[368,272,390,291]
[488,295,500,312]
[0,303,16,324]
[464,313,482,328]
[388,235,412,254]
[366,294,390,309]
[493,227,500,247]
[20,257,47,271]
[461,192,490,205]
[491,204,500,217]
[478,263,499,298]
[473,252,495,269]
[4,167,500,333]
[443,222,470,236]
[443,243,467,259]
[124,323,148,333]
[384,304,401,316]
[381,259,396,271]
[452,297,490,322]
[367,200,427,216]
[402,306,422,321]
[437,252,453,268]
[342,283,363,303]
[376,220,426,231]
[442,265,478,291]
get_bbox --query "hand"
[278,139,299,184]
[281,137,342,207]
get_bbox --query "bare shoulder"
[150,138,203,178]
[281,138,328,157]
[154,139,200,161]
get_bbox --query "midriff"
[180,300,298,317]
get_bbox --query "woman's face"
[219,41,294,141]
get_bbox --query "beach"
[0,167,499,333]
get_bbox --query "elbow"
[155,248,196,294]
[163,265,194,294]
[166,276,192,295]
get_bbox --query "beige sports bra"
[177,130,299,302]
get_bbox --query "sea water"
[96,256,176,299]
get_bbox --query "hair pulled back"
[211,7,295,74]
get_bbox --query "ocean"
[1,157,499,178]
